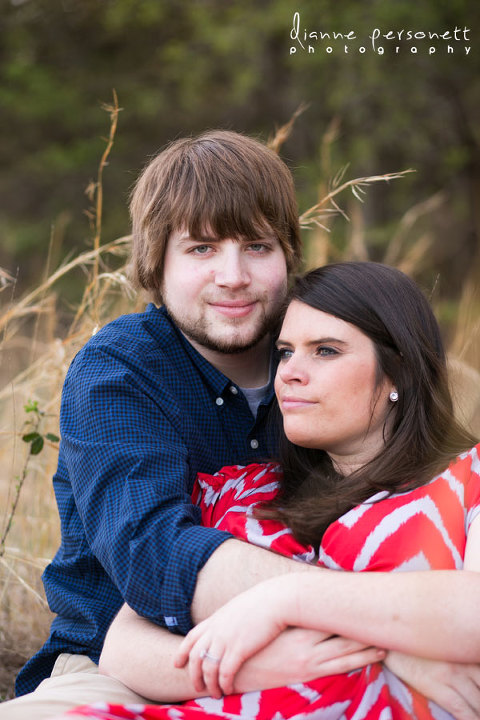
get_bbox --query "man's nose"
[215,246,250,288]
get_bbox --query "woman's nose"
[277,355,309,384]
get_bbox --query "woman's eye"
[317,346,338,357]
[277,347,293,360]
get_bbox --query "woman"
[61,262,480,720]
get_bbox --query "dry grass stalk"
[0,98,134,699]
[267,103,310,154]
[85,90,122,288]
[345,199,368,262]
[383,191,446,266]
[449,275,480,369]
[0,237,132,340]
[397,233,433,276]
[299,168,416,231]
[0,268,16,293]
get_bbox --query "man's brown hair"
[129,130,302,303]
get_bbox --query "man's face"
[161,229,288,355]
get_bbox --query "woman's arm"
[99,604,381,701]
[381,516,480,720]
[176,516,480,695]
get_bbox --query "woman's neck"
[328,444,381,477]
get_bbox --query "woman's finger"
[199,643,225,698]
[218,651,247,696]
[188,637,212,693]
[174,623,205,668]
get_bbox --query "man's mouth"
[209,301,257,318]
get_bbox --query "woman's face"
[275,300,395,472]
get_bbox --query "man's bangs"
[174,190,273,242]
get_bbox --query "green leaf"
[46,433,60,443]
[24,400,39,414]
[22,432,41,443]
[30,436,44,455]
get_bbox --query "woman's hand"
[175,578,288,697]
[174,576,385,697]
[385,651,480,720]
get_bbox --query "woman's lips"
[281,396,317,409]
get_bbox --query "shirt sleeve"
[59,342,231,635]
[465,444,480,531]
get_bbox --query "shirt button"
[250,439,259,449]
[215,397,224,406]
[230,386,238,395]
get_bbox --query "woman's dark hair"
[261,261,477,547]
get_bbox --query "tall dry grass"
[0,102,479,700]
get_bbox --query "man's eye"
[191,245,211,255]
[248,243,269,252]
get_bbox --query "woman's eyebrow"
[276,336,348,346]
[275,339,292,348]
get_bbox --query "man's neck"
[187,334,272,388]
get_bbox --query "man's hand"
[101,605,383,702]
[385,651,480,720]
[235,627,385,694]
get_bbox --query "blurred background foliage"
[0,0,479,328]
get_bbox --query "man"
[1,130,328,717]
[2,131,477,719]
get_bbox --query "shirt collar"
[147,304,277,400]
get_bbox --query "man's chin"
[164,304,277,355]
[186,330,269,355]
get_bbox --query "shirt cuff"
[160,524,233,635]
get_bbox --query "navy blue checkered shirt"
[16,304,279,696]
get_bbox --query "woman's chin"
[284,430,321,450]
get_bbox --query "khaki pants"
[0,653,155,720]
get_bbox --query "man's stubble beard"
[165,302,281,355]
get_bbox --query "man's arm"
[191,537,319,623]
[99,604,381,702]
[99,541,338,701]
[60,340,236,635]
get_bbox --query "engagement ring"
[199,649,221,663]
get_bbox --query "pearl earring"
[389,390,399,402]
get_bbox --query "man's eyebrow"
[177,234,222,244]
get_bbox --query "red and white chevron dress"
[68,444,480,720]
